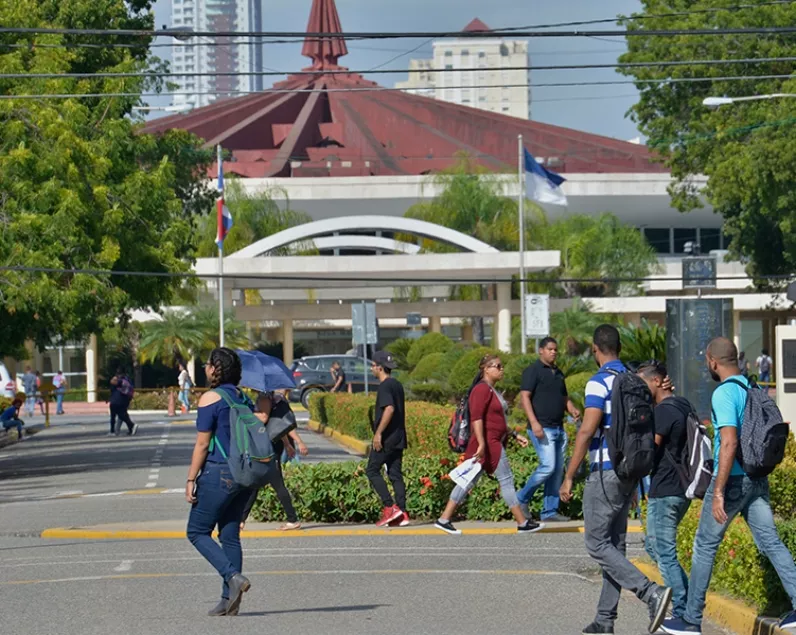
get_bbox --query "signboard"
[406,312,422,327]
[682,256,717,289]
[525,294,550,338]
[352,303,378,345]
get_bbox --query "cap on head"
[371,351,397,370]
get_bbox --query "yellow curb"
[633,560,787,635]
[42,525,642,540]
[122,488,168,495]
[307,419,370,456]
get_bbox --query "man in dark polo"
[517,337,580,521]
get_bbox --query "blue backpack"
[211,389,276,488]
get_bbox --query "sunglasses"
[488,363,504,370]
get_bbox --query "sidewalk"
[41,518,643,539]
[0,423,44,449]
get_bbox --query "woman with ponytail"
[185,347,255,616]
[435,354,543,535]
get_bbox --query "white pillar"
[282,320,294,366]
[732,310,741,351]
[429,315,442,333]
[86,334,98,403]
[496,282,512,353]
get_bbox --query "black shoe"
[582,621,614,634]
[517,519,545,533]
[208,599,229,617]
[434,519,461,535]
[648,585,673,633]
[128,424,139,436]
[226,573,250,615]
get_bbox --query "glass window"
[502,106,510,112]
[444,64,453,70]
[478,51,486,58]
[700,228,721,253]
[461,49,469,56]
[674,228,698,253]
[643,228,671,254]
[721,230,731,250]
[444,50,452,57]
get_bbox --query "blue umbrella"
[235,350,296,393]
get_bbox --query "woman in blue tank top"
[185,347,257,617]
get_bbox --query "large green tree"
[0,0,213,356]
[618,0,796,282]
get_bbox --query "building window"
[643,228,671,254]
[463,99,471,104]
[444,50,452,57]
[479,95,486,102]
[502,106,510,112]
[479,51,486,58]
[674,228,698,253]
[445,64,453,70]
[700,228,722,253]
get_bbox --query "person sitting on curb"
[661,338,796,635]
[1,398,25,440]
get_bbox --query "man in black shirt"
[636,360,692,622]
[517,337,580,522]
[366,351,408,527]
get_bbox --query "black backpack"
[662,399,713,500]
[724,378,789,478]
[603,370,656,482]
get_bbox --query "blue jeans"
[179,388,190,411]
[685,475,796,626]
[186,462,253,599]
[3,420,23,437]
[55,391,65,414]
[25,397,36,417]
[760,370,771,384]
[518,426,568,519]
[646,496,691,618]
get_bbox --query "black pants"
[242,459,298,524]
[110,403,134,434]
[366,448,406,510]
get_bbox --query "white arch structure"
[310,235,420,255]
[229,215,499,258]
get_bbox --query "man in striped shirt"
[561,324,671,635]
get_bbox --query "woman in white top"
[178,362,192,414]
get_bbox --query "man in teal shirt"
[662,338,796,635]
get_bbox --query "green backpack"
[211,389,276,488]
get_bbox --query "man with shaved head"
[662,337,796,635]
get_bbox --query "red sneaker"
[388,510,411,527]
[376,505,403,527]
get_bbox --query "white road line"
[113,560,134,572]
[149,468,160,474]
[145,483,157,488]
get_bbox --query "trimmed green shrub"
[406,333,454,370]
[564,371,593,413]
[406,382,451,405]
[448,347,497,396]
[769,459,796,518]
[410,352,446,382]
[439,341,481,375]
[502,354,536,400]
[385,338,414,371]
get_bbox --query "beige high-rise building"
[395,18,531,119]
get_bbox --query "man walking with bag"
[560,325,671,635]
[661,338,796,635]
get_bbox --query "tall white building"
[171,0,264,110]
[395,18,531,119]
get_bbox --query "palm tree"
[190,306,250,357]
[549,299,610,356]
[137,310,204,365]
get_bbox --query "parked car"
[289,355,380,408]
[0,362,16,398]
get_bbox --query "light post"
[703,94,796,107]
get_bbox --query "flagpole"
[518,134,527,355]
[217,143,225,348]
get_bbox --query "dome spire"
[302,0,349,70]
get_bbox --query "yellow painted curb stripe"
[42,525,642,540]
[632,560,786,635]
[307,419,370,456]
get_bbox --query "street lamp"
[162,25,194,42]
[703,94,796,107]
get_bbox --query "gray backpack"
[724,379,789,478]
[211,389,276,488]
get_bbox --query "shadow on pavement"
[240,604,389,617]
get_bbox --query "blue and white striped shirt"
[584,360,627,472]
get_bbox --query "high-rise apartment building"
[171,0,263,110]
[395,18,531,119]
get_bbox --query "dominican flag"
[216,155,233,249]
[524,148,567,206]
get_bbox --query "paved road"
[0,418,727,635]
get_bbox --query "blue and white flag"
[215,153,233,249]
[524,148,567,206]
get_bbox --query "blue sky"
[152,0,643,140]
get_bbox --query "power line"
[3,74,795,100]
[6,57,796,80]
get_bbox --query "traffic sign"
[352,303,378,345]
[525,294,550,339]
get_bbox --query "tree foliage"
[137,311,204,366]
[0,0,214,355]
[618,0,796,281]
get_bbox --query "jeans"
[583,470,656,627]
[366,448,406,510]
[242,459,298,524]
[25,397,36,417]
[450,448,520,508]
[646,496,691,618]
[3,420,23,437]
[179,388,190,411]
[685,475,796,626]
[187,462,253,599]
[55,391,65,414]
[518,426,567,518]
[109,403,134,434]
[759,370,771,384]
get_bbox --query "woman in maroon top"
[435,355,543,535]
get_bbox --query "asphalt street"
[0,415,728,635]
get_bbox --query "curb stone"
[632,560,786,635]
[0,424,44,449]
[307,419,370,456]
